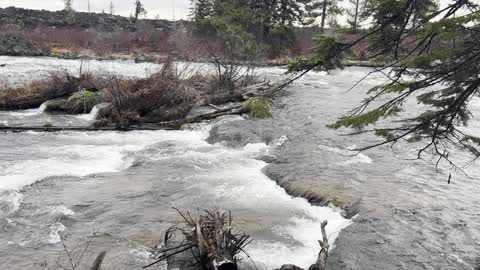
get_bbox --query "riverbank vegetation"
[0,53,278,129]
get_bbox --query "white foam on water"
[339,152,373,165]
[47,205,75,216]
[0,128,210,191]
[0,191,23,215]
[4,101,49,117]
[275,135,288,147]
[318,144,372,165]
[48,222,66,244]
[75,103,108,122]
[141,131,350,269]
[0,118,350,269]
[38,102,47,113]
[205,157,350,269]
[129,246,157,265]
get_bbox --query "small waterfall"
[5,101,49,117]
[36,101,48,114]
[88,106,100,120]
[76,102,108,123]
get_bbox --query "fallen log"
[0,124,176,132]
[152,104,243,129]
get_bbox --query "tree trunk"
[320,0,328,32]
[353,0,360,31]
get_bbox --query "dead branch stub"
[309,220,329,270]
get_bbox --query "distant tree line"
[189,0,372,57]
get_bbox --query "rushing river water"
[0,56,479,270]
[0,57,349,270]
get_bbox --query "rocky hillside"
[0,34,49,56]
[0,6,174,32]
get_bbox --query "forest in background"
[0,0,371,62]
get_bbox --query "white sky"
[0,0,454,23]
[0,0,192,20]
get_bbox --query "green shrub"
[65,90,105,114]
[242,96,272,118]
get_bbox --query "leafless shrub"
[98,60,199,127]
[206,40,257,94]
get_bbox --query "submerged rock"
[207,120,274,148]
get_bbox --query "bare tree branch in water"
[55,231,105,270]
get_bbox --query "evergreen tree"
[189,0,321,53]
[307,0,343,32]
[190,0,214,31]
[290,0,480,167]
[63,0,74,13]
[133,0,147,23]
[190,0,212,20]
[346,0,368,31]
[110,1,115,15]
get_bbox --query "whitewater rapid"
[4,55,477,270]
[0,114,350,269]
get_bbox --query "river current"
[0,56,479,270]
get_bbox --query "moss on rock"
[44,99,67,113]
[242,96,272,118]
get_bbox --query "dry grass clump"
[64,90,106,113]
[0,71,111,111]
[0,72,81,110]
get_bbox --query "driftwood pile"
[144,208,252,270]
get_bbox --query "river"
[0,56,479,270]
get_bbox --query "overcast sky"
[0,0,453,23]
[0,0,191,20]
